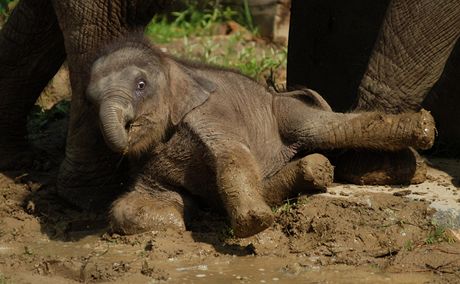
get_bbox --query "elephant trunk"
[99,97,134,153]
[308,109,435,151]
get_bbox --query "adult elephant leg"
[51,0,168,210]
[347,0,460,184]
[333,148,427,185]
[0,0,65,169]
[355,0,460,113]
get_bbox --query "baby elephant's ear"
[278,88,332,112]
[170,65,217,125]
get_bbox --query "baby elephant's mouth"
[125,115,160,154]
[126,118,143,142]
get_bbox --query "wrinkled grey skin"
[87,37,435,238]
[356,0,460,115]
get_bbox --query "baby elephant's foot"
[261,153,334,206]
[298,153,334,191]
[412,109,436,150]
[111,189,188,235]
[230,193,274,238]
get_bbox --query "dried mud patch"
[274,194,435,266]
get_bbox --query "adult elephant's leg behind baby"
[333,148,427,185]
[0,0,65,169]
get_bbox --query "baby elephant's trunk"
[312,109,435,151]
[99,97,135,153]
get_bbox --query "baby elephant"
[87,35,435,238]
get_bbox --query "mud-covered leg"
[0,0,65,169]
[262,153,334,206]
[334,148,427,185]
[111,186,196,235]
[276,95,436,151]
[275,95,436,184]
[210,142,274,238]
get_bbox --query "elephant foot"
[412,109,436,150]
[262,153,334,206]
[227,184,274,238]
[229,192,274,238]
[56,154,128,211]
[334,148,427,185]
[298,153,334,191]
[110,189,190,235]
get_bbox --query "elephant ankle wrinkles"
[358,79,404,113]
[360,75,392,97]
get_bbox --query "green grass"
[403,240,414,251]
[27,100,70,137]
[146,3,237,44]
[0,0,17,26]
[0,0,15,14]
[145,1,287,81]
[425,222,455,244]
[164,32,287,79]
[0,273,10,284]
[145,0,259,43]
[273,196,309,213]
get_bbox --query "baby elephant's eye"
[137,80,146,90]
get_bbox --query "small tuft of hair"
[265,69,286,93]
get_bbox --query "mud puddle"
[161,259,435,283]
[0,235,438,283]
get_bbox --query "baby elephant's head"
[87,38,216,156]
